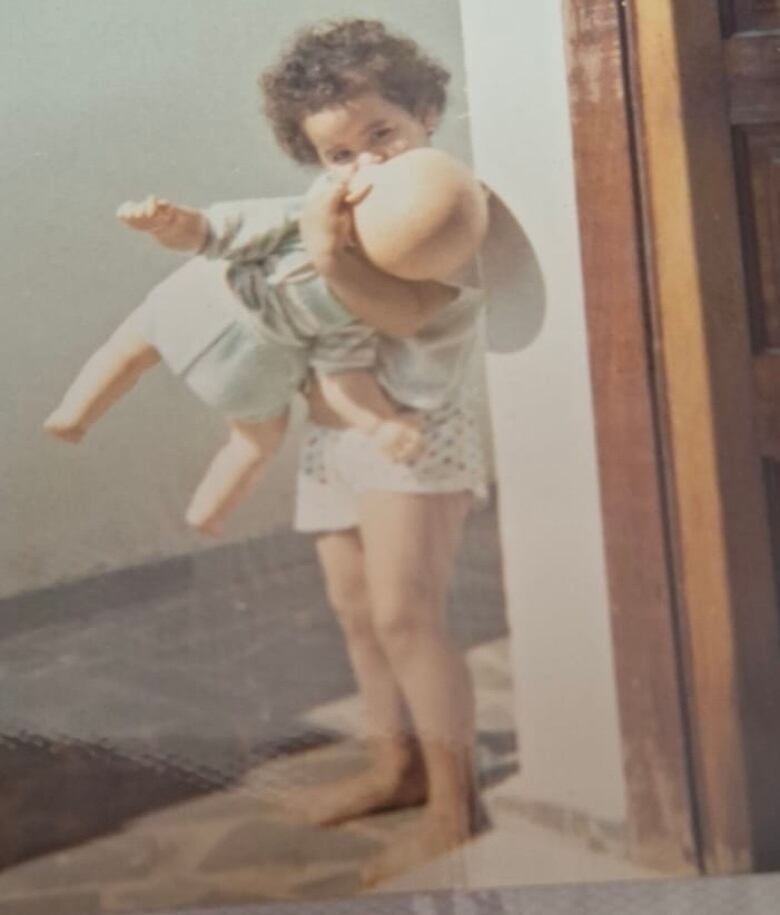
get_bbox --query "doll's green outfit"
[131,195,483,423]
[131,197,373,423]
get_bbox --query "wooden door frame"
[565,0,780,875]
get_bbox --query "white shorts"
[130,258,308,423]
[294,396,490,533]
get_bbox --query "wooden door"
[567,0,780,875]
[721,0,780,865]
[623,0,780,873]
[727,7,780,530]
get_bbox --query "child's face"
[302,91,434,175]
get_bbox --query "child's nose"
[356,151,384,167]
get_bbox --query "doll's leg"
[318,370,424,463]
[185,411,288,537]
[44,316,160,443]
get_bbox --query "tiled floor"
[0,510,664,912]
[0,509,505,870]
[0,639,660,914]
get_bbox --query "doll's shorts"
[130,258,311,424]
[293,394,490,533]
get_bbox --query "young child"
[44,124,487,540]
[46,17,496,883]
[258,20,495,884]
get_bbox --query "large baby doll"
[44,148,489,536]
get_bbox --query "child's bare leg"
[357,491,480,886]
[318,370,423,463]
[44,319,160,443]
[185,412,288,537]
[277,529,428,825]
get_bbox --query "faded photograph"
[0,1,672,912]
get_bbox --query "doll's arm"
[116,196,208,252]
[317,370,423,463]
[117,196,295,261]
[317,369,398,434]
[197,198,297,262]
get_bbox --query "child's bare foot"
[43,409,87,444]
[372,414,424,463]
[277,764,427,827]
[361,807,473,887]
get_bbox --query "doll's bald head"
[349,148,489,282]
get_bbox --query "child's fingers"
[325,175,353,205]
[344,181,373,206]
[323,163,359,200]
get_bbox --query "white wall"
[459,0,627,823]
[1,0,472,597]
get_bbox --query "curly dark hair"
[261,19,451,165]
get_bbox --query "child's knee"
[372,581,443,651]
[374,606,431,657]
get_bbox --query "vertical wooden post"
[563,0,698,873]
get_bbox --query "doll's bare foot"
[372,414,424,464]
[185,507,224,539]
[277,762,427,827]
[43,409,87,444]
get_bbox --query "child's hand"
[299,174,355,267]
[372,414,424,464]
[300,167,373,268]
[116,196,208,252]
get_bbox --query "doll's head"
[263,20,486,281]
[347,148,489,282]
[261,19,449,167]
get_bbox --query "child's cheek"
[389,140,407,157]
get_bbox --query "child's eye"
[331,150,354,164]
[370,126,394,144]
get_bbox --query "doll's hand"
[117,195,177,231]
[116,196,208,252]
[372,414,424,464]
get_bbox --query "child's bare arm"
[117,196,208,252]
[300,176,458,338]
[317,370,397,434]
[318,370,423,463]
[320,251,457,339]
